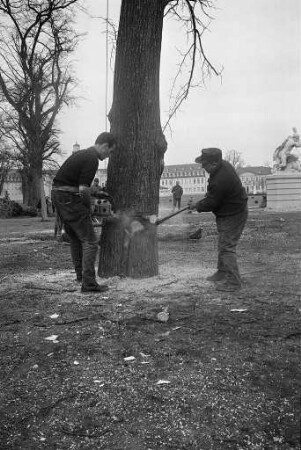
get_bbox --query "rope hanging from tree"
[105,0,109,132]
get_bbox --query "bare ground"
[0,210,300,450]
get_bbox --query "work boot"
[81,283,109,293]
[206,271,226,282]
[215,281,241,292]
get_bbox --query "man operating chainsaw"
[189,148,248,292]
[51,132,116,293]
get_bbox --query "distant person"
[36,199,41,215]
[171,181,183,211]
[45,196,53,215]
[90,178,102,197]
[51,132,116,293]
[189,148,248,292]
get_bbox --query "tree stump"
[98,216,158,278]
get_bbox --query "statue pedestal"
[266,172,301,211]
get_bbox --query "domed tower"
[72,142,80,153]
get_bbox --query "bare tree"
[224,150,245,170]
[99,0,220,278]
[0,0,79,209]
[0,149,13,197]
[0,111,14,196]
[163,0,221,131]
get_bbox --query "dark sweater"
[172,184,183,199]
[53,148,99,188]
[195,160,248,217]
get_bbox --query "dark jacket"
[53,148,99,188]
[195,160,248,217]
[172,184,183,199]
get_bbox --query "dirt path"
[0,211,300,449]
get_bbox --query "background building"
[1,169,23,202]
[72,142,80,153]
[237,166,272,194]
[1,157,272,206]
[160,164,207,197]
[95,168,107,188]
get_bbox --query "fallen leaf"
[49,313,59,319]
[157,311,169,322]
[156,380,170,385]
[45,335,59,342]
[124,356,136,362]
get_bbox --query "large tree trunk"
[25,167,41,208]
[98,0,167,278]
[40,178,48,221]
[20,154,44,209]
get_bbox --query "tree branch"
[163,0,222,131]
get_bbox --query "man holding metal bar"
[189,148,248,292]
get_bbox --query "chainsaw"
[91,195,197,236]
[91,191,115,225]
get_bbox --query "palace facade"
[160,164,208,197]
[1,149,271,203]
[237,166,272,194]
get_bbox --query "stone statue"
[273,127,301,172]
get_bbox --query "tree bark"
[20,156,43,209]
[98,0,167,278]
[40,178,48,221]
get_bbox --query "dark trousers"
[173,197,181,210]
[215,207,248,286]
[51,190,98,288]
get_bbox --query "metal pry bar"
[155,206,189,226]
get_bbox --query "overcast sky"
[58,0,301,168]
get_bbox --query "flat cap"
[195,148,222,164]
